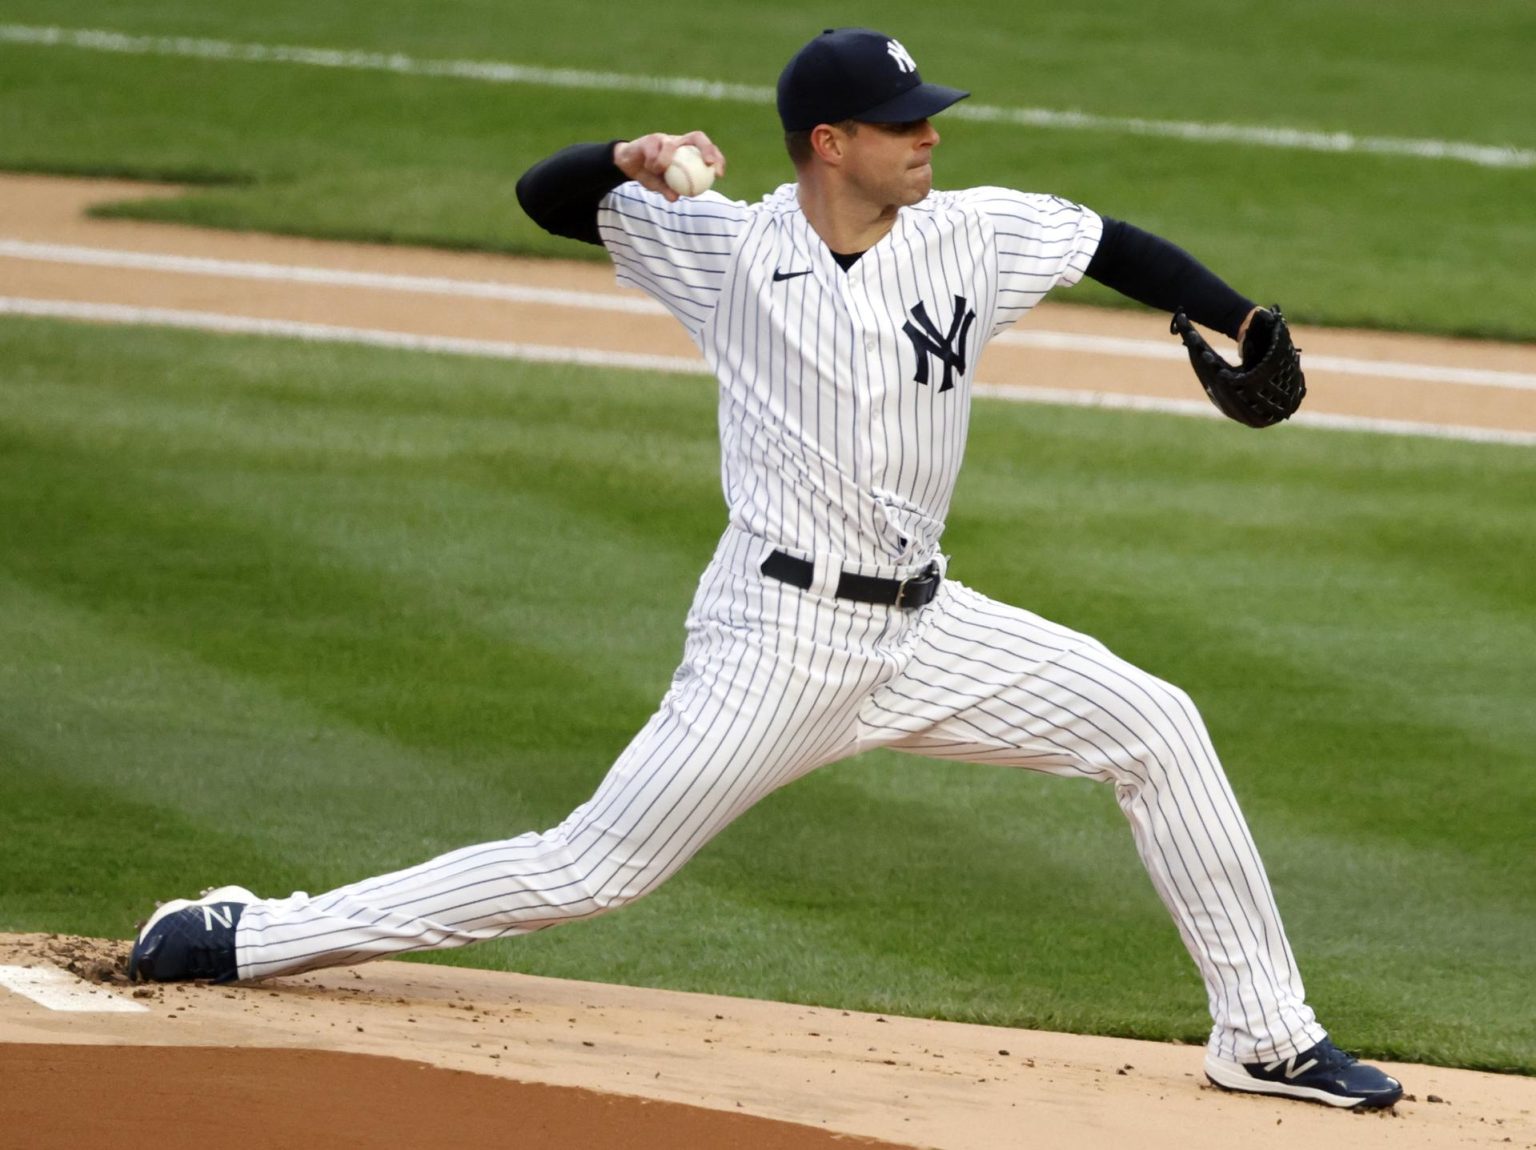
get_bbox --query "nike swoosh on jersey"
[772,269,813,281]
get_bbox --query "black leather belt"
[760,550,942,609]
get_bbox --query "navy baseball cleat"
[1204,1038,1403,1109]
[128,885,256,983]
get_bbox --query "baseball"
[663,144,715,197]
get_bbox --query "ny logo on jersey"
[886,39,917,73]
[902,295,976,392]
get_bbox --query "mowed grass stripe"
[7,298,1534,448]
[0,572,589,881]
[4,23,1528,168]
[3,7,1535,340]
[0,759,319,933]
[0,316,1530,1070]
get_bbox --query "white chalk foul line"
[0,296,708,375]
[993,329,1536,392]
[5,241,1533,394]
[0,240,666,315]
[0,964,150,1013]
[0,23,1529,170]
[5,296,1534,448]
[969,383,1536,447]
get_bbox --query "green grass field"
[1,0,1534,337]
[1,317,1532,1073]
[1,0,1532,1079]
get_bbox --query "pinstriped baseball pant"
[236,526,1325,1062]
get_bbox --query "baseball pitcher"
[131,27,1394,1111]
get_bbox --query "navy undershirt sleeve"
[517,156,1255,335]
[1085,217,1256,340]
[515,141,627,246]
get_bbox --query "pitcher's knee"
[1153,676,1204,725]
[573,875,645,916]
[555,849,679,919]
[1111,674,1215,776]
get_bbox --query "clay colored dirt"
[1,174,1534,437]
[2,176,1534,1149]
[1,1044,911,1150]
[2,933,1534,1150]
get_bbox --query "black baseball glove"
[1170,306,1306,428]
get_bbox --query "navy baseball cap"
[777,28,969,132]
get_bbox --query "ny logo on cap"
[886,39,917,73]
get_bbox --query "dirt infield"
[4,1046,921,1150]
[2,175,1534,1148]
[2,173,1535,438]
[3,933,1534,1150]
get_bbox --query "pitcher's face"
[839,118,941,207]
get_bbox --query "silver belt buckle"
[894,563,934,608]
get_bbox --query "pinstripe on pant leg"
[235,532,906,981]
[860,579,1326,1064]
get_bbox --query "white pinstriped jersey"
[228,156,1329,1070]
[598,183,1103,566]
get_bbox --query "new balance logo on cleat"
[1266,1054,1320,1079]
[1204,1038,1403,1109]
